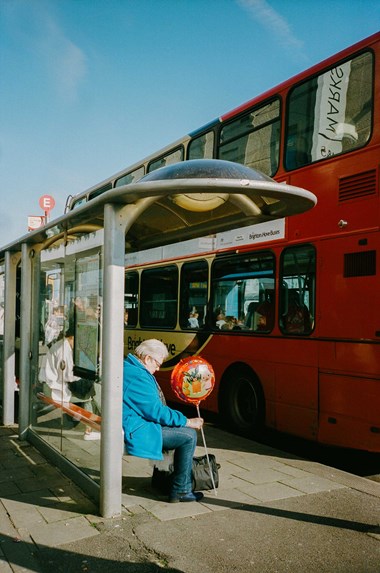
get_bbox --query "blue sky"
[0,0,379,247]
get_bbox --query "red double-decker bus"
[71,32,380,451]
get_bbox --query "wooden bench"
[37,392,101,432]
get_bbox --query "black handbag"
[192,454,220,490]
[70,378,95,400]
[152,453,220,494]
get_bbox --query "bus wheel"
[220,368,264,437]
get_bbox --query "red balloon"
[171,356,215,405]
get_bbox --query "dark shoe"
[169,491,204,503]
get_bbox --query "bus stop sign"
[39,195,55,213]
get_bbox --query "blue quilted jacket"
[122,353,187,460]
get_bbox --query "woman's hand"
[186,417,204,430]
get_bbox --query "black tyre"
[220,367,264,436]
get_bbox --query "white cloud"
[4,1,87,102]
[40,12,88,102]
[237,0,305,55]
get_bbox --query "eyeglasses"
[150,356,162,369]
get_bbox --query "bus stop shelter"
[0,160,316,517]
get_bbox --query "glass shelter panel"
[0,267,4,401]
[32,237,102,484]
[211,251,275,332]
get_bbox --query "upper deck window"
[70,197,87,210]
[188,131,214,160]
[285,51,373,170]
[148,147,184,173]
[115,166,145,187]
[218,99,280,177]
[70,183,112,210]
[89,183,112,200]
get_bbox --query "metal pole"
[3,251,19,425]
[18,244,33,438]
[100,203,127,517]
[100,197,159,517]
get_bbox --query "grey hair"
[135,339,169,362]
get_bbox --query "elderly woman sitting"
[122,339,204,503]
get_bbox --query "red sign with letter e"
[39,195,56,213]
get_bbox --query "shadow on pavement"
[0,531,184,573]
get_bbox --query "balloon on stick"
[171,355,215,405]
[171,356,217,495]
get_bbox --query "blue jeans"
[161,426,197,495]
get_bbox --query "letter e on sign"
[39,195,56,213]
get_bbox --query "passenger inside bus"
[215,311,226,329]
[282,289,311,334]
[221,316,238,330]
[188,311,199,329]
[254,290,275,332]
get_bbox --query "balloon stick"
[196,403,217,496]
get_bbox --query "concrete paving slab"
[0,482,21,497]
[0,501,19,537]
[1,497,46,530]
[29,515,100,548]
[231,465,297,484]
[279,475,347,494]
[139,498,211,521]
[267,460,317,478]
[200,488,257,510]
[237,480,306,502]
[0,536,42,573]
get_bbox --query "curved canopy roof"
[0,159,317,255]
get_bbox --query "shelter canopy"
[0,159,317,255]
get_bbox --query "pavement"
[0,423,380,573]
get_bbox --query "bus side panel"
[317,233,379,341]
[318,339,380,450]
[286,147,380,241]
[209,336,319,441]
[318,372,380,452]
[273,362,318,440]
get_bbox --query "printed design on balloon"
[171,356,215,405]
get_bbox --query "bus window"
[285,51,373,170]
[280,245,315,334]
[148,147,184,173]
[218,99,280,177]
[115,166,145,187]
[89,183,112,201]
[70,196,88,210]
[188,131,214,160]
[124,271,139,327]
[211,251,275,332]
[179,260,208,329]
[140,265,178,328]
